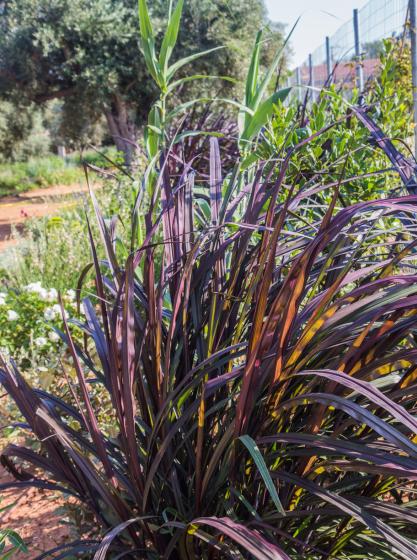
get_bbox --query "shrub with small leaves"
[0,282,80,381]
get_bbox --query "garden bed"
[0,466,72,559]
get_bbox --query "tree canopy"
[0,0,287,162]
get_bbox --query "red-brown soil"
[0,183,94,252]
[0,465,73,559]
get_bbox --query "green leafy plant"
[0,0,280,164]
[238,27,294,152]
[0,282,80,376]
[248,36,415,204]
[139,0,233,160]
[0,499,27,559]
[1,174,135,293]
[140,0,292,163]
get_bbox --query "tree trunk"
[104,95,137,166]
[57,145,66,159]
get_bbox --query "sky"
[265,0,368,67]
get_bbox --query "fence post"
[410,0,417,159]
[353,9,364,91]
[326,36,332,83]
[309,53,315,101]
[296,66,302,102]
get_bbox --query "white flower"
[7,310,19,321]
[0,297,6,306]
[25,281,42,292]
[52,303,68,319]
[66,289,76,302]
[48,331,60,342]
[38,288,49,300]
[25,282,48,300]
[34,337,47,347]
[46,288,58,302]
[44,307,57,321]
[44,304,67,321]
[26,282,43,294]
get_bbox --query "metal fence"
[289,0,410,95]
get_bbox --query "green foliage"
[67,146,124,169]
[140,0,291,171]
[0,147,122,196]
[247,37,414,202]
[140,0,232,160]
[1,177,133,290]
[0,101,51,163]
[372,37,412,137]
[4,210,89,289]
[0,0,285,162]
[0,528,27,559]
[239,26,293,150]
[0,155,84,197]
[44,99,111,152]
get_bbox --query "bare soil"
[0,465,73,559]
[0,183,93,252]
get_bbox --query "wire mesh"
[290,0,410,92]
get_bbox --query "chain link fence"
[289,0,410,95]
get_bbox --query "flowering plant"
[0,282,81,385]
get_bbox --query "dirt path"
[0,183,94,252]
[0,466,74,559]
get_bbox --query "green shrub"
[2,211,93,291]
[67,147,125,169]
[0,100,51,164]
[251,38,413,206]
[0,155,84,197]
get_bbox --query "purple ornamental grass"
[2,122,417,559]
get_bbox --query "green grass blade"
[251,17,299,111]
[239,434,285,514]
[145,104,162,158]
[240,88,291,143]
[138,0,154,41]
[245,30,262,108]
[138,0,161,85]
[167,46,225,81]
[159,0,184,76]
